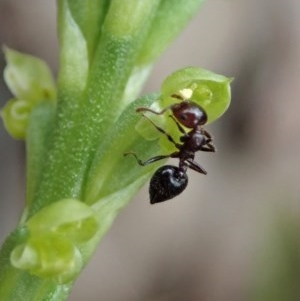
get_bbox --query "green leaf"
[57,0,89,94]
[103,0,160,37]
[66,0,110,60]
[84,93,161,204]
[137,0,206,65]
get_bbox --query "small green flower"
[11,233,82,284]
[161,67,232,123]
[1,47,56,139]
[10,199,98,284]
[135,67,232,152]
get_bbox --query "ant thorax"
[179,128,207,153]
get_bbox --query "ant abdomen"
[149,165,188,204]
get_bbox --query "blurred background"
[1,0,300,300]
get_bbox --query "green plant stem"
[28,0,161,218]
[26,103,56,206]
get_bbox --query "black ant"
[124,93,216,204]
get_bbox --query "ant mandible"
[124,93,216,204]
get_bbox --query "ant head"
[171,101,208,128]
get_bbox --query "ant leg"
[141,114,181,148]
[202,129,215,144]
[136,93,184,114]
[124,152,171,166]
[198,130,216,152]
[186,159,207,175]
[202,129,213,139]
[169,115,187,135]
[136,106,169,115]
[200,142,217,152]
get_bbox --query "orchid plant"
[0,1,231,300]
